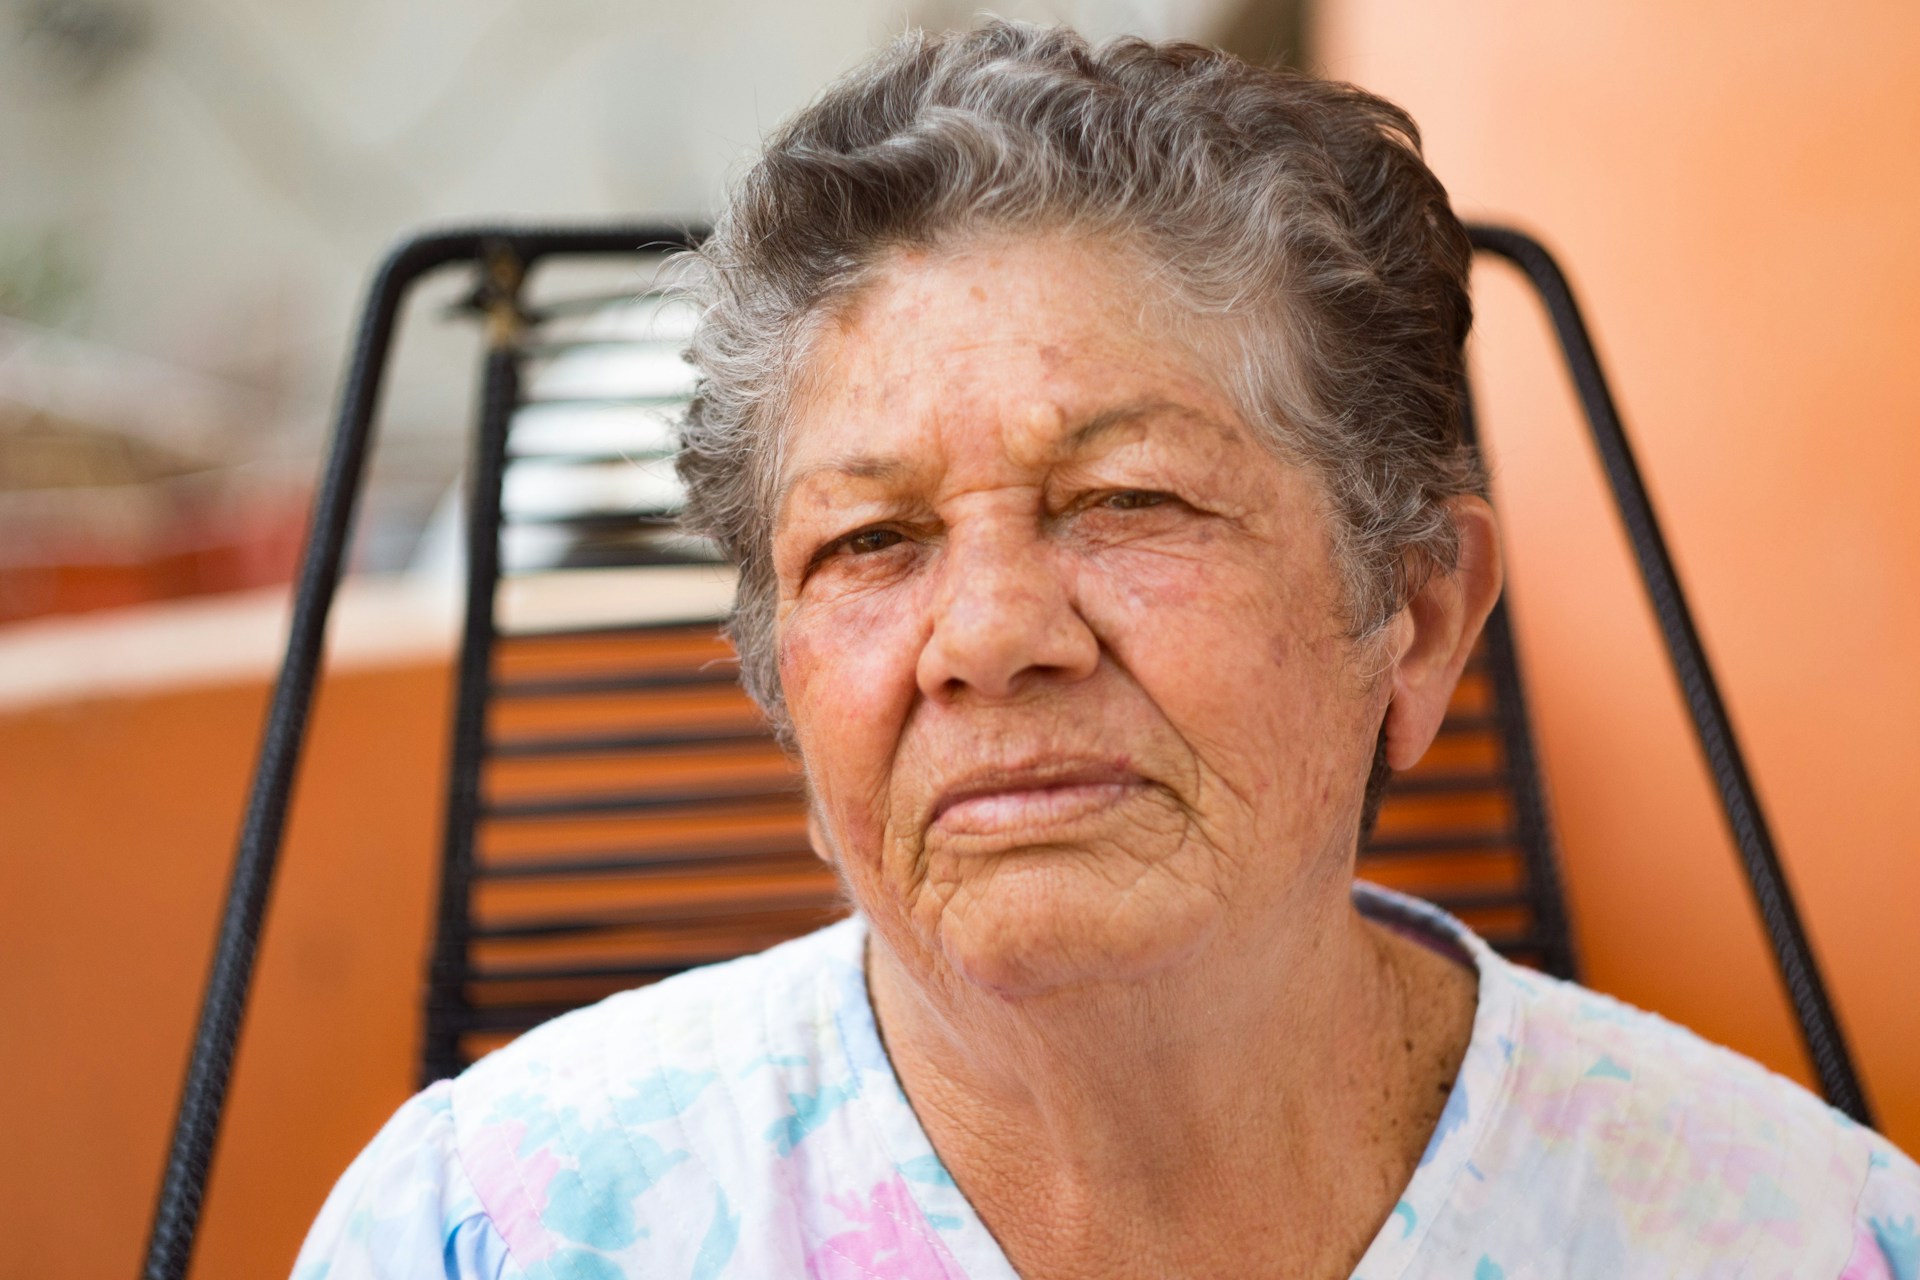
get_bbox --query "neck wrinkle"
[864,883,1437,1275]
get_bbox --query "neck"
[866,884,1476,1280]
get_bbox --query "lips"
[929,761,1148,837]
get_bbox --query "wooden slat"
[448,625,1559,1066]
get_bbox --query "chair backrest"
[417,230,1576,1081]
[141,220,1869,1280]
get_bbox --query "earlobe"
[1382,497,1504,771]
[806,803,836,867]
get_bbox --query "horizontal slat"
[479,825,808,873]
[1478,931,1549,957]
[1419,888,1534,915]
[1361,828,1515,857]
[519,336,672,358]
[568,546,718,571]
[516,394,690,409]
[487,723,773,758]
[496,617,727,644]
[500,510,680,531]
[467,956,764,985]
[479,845,815,881]
[472,896,838,941]
[441,1002,621,1033]
[503,448,676,466]
[482,780,802,821]
[489,667,741,697]
[502,545,722,573]
[1382,768,1514,797]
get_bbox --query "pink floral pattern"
[807,1176,967,1279]
[295,884,1920,1279]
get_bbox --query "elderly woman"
[297,22,1917,1279]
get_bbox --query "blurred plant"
[0,229,87,326]
[12,0,149,91]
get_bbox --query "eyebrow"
[774,454,916,520]
[775,396,1220,514]
[1060,397,1195,453]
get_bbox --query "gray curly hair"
[677,20,1483,735]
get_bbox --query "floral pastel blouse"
[294,883,1919,1279]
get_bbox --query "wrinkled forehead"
[773,234,1256,506]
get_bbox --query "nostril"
[917,588,1100,702]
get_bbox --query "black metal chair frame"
[138,221,1876,1280]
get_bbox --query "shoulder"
[1354,882,1919,1276]
[448,913,865,1135]
[292,1081,522,1279]
[452,918,869,1274]
[297,918,871,1280]
[1484,952,1918,1274]
[1846,1142,1920,1279]
[1497,953,1881,1165]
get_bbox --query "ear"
[1382,497,1504,771]
[806,803,835,866]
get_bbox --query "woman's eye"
[1099,490,1170,511]
[843,527,904,555]
[800,525,909,580]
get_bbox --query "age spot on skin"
[777,627,813,681]
[1269,632,1295,671]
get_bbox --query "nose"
[916,523,1100,702]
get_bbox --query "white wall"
[2,0,1241,562]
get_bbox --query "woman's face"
[771,234,1389,997]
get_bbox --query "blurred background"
[2,0,1916,1275]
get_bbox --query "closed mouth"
[929,762,1148,834]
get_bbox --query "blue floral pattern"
[295,884,1919,1278]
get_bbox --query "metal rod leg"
[1466,223,1875,1127]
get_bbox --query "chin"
[925,859,1223,999]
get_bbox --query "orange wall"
[7,10,1920,1275]
[1,661,453,1279]
[1317,1,1920,1135]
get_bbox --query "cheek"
[1077,544,1367,796]
[778,587,928,817]
[1079,537,1287,669]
